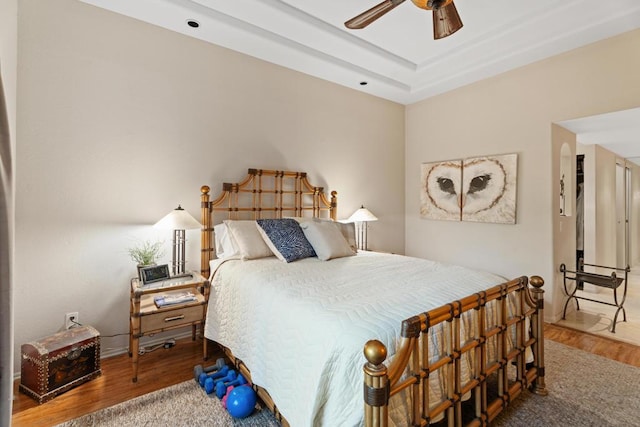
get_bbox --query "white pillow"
[332,221,357,252]
[291,217,357,253]
[213,223,238,259]
[300,220,356,261]
[223,220,274,260]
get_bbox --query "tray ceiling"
[80,0,640,105]
[559,108,640,164]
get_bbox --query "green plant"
[128,240,164,265]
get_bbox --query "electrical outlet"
[65,312,79,329]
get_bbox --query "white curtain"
[0,69,14,426]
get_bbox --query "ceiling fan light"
[433,2,463,39]
[412,0,451,10]
[427,0,446,8]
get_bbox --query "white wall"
[593,146,619,268]
[631,162,640,268]
[406,29,640,321]
[14,0,405,374]
[552,125,576,315]
[1,0,17,419]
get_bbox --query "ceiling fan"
[345,0,463,40]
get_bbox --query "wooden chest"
[19,325,101,403]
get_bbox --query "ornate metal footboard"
[363,275,546,427]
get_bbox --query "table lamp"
[347,205,378,251]
[154,205,202,276]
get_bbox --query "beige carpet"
[494,339,640,426]
[57,340,640,426]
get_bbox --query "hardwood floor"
[544,322,640,367]
[12,324,640,426]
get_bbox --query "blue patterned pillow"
[256,219,316,263]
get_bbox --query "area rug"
[55,380,280,427]
[57,340,640,426]
[493,339,640,426]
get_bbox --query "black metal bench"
[560,258,629,333]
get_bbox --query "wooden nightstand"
[129,272,210,382]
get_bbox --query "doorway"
[555,108,640,346]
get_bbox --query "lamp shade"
[154,205,202,230]
[347,206,378,223]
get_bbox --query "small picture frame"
[139,264,171,285]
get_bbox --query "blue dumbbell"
[193,358,225,383]
[205,370,236,394]
[215,373,247,399]
[198,365,229,388]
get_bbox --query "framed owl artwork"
[420,153,517,224]
[420,159,464,221]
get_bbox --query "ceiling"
[559,108,640,165]
[79,0,640,105]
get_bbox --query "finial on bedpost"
[530,275,544,289]
[528,275,547,396]
[330,191,337,221]
[201,185,211,281]
[363,340,389,427]
[364,339,387,366]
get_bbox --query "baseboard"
[100,330,194,359]
[545,312,562,324]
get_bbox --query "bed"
[199,168,546,427]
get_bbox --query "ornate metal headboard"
[200,168,337,278]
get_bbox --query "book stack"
[154,291,197,308]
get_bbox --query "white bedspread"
[204,252,506,427]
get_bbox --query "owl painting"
[420,160,463,221]
[420,154,517,224]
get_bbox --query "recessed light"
[187,20,200,28]
[360,81,368,86]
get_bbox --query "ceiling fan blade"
[345,0,406,30]
[432,1,463,39]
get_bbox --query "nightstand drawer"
[140,304,203,332]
